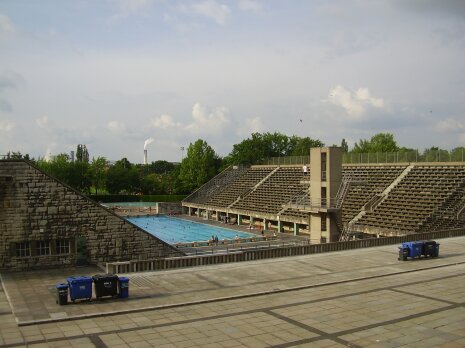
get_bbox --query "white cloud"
[36,115,49,128]
[150,114,181,129]
[107,0,153,23]
[238,0,263,12]
[237,117,264,137]
[191,0,231,25]
[185,102,230,135]
[326,85,385,120]
[0,13,15,35]
[0,119,14,132]
[436,118,465,132]
[106,120,126,133]
[116,0,152,14]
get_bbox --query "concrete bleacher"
[205,166,276,207]
[183,166,248,204]
[357,164,465,234]
[341,164,407,223]
[183,162,465,237]
[231,166,304,214]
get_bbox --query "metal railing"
[261,150,465,166]
[343,149,465,164]
[106,227,465,274]
[263,156,310,165]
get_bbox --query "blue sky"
[1,0,465,163]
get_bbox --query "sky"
[1,0,465,163]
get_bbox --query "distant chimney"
[144,149,148,165]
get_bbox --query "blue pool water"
[126,216,256,244]
[103,202,158,207]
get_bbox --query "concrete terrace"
[1,237,465,347]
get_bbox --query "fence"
[106,228,465,274]
[263,156,310,165]
[343,149,465,164]
[262,149,465,166]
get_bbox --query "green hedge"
[88,194,187,203]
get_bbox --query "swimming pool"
[103,202,158,207]
[126,216,256,244]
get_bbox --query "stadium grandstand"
[182,147,465,243]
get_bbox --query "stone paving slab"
[1,237,465,347]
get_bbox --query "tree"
[352,133,399,153]
[341,139,349,153]
[289,136,324,156]
[224,132,324,165]
[106,158,140,194]
[147,160,175,174]
[67,161,92,193]
[451,147,465,162]
[6,151,31,160]
[178,139,219,192]
[422,147,449,162]
[76,144,89,163]
[90,156,108,194]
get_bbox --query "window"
[321,152,327,181]
[56,239,70,254]
[37,241,51,256]
[321,213,327,231]
[16,242,31,257]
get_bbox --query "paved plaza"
[1,237,465,347]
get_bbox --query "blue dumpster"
[402,241,424,259]
[67,276,93,302]
[118,277,129,298]
[56,283,69,305]
[423,241,439,257]
[398,247,409,261]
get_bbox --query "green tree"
[422,147,450,162]
[225,132,323,165]
[450,147,465,162]
[106,158,140,194]
[179,139,219,192]
[148,160,175,174]
[289,136,324,156]
[90,156,108,194]
[140,173,164,195]
[67,161,92,193]
[6,151,31,160]
[341,139,349,153]
[352,133,399,153]
[76,144,89,163]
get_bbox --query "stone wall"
[0,160,184,271]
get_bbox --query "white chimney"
[144,149,148,165]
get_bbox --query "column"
[293,222,299,236]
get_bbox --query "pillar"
[293,222,299,236]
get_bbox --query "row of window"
[15,240,70,257]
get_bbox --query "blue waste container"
[423,241,438,257]
[118,277,129,298]
[67,276,93,302]
[56,283,69,305]
[398,246,409,261]
[402,241,424,259]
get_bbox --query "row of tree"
[4,132,464,195]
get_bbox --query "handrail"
[106,227,465,274]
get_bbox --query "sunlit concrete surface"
[1,237,465,347]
